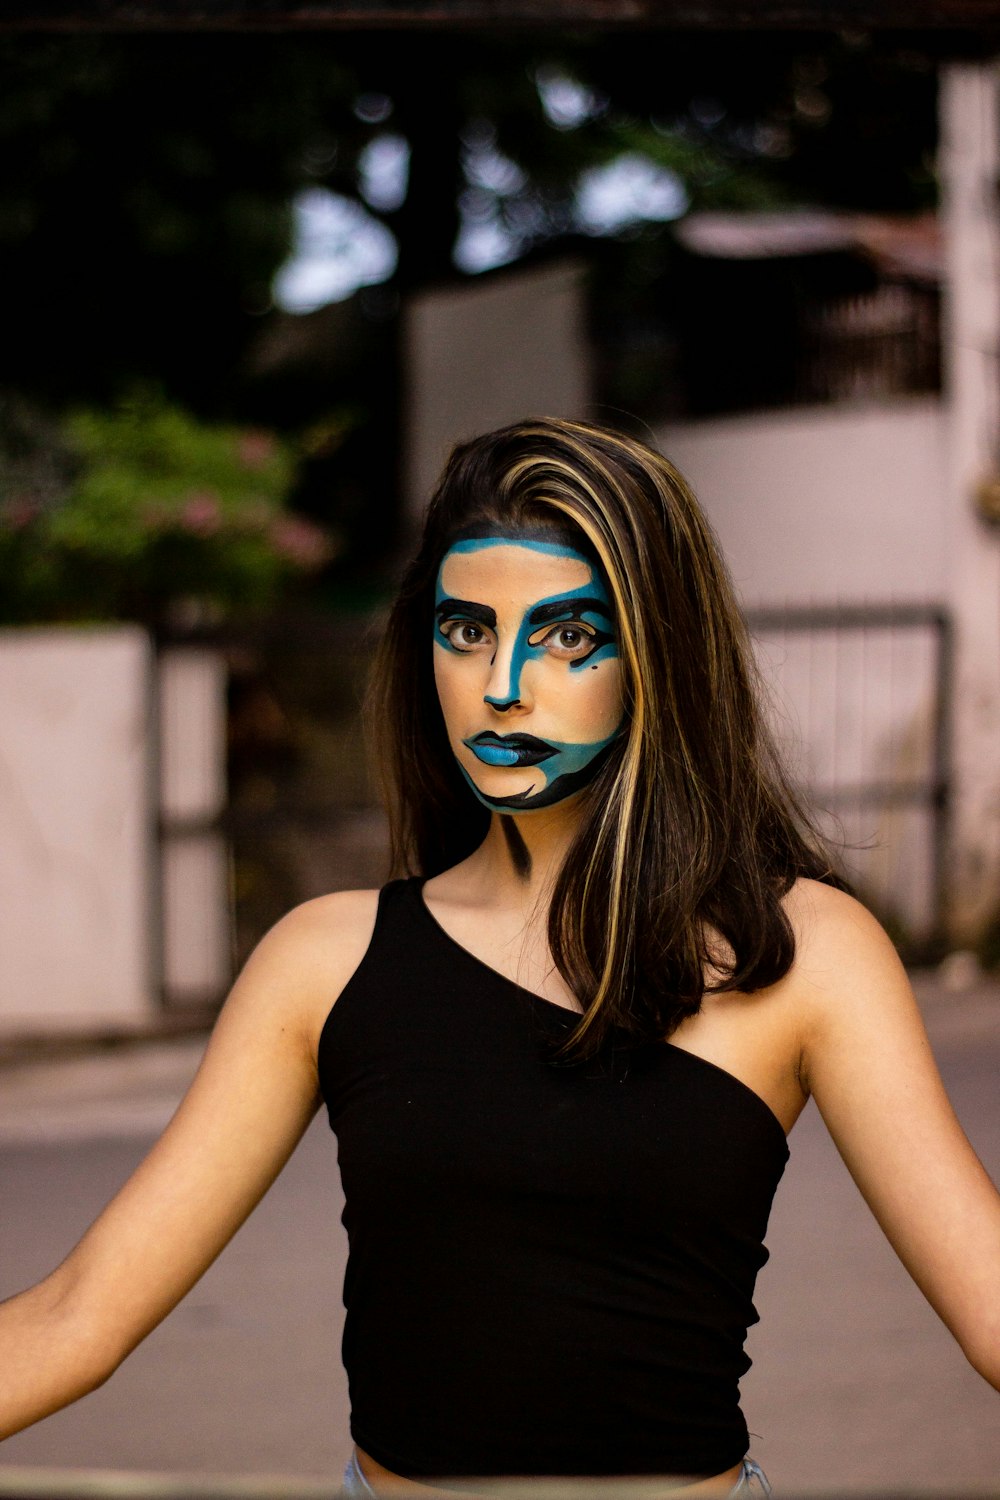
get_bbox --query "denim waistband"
[342,1450,772,1498]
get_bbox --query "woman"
[1,418,998,1495]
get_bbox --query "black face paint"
[500,815,532,880]
[469,736,620,811]
[434,598,497,630]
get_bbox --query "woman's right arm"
[0,887,378,1440]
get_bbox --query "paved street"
[0,976,997,1493]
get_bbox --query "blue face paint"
[433,533,624,811]
[455,730,623,812]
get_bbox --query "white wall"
[656,397,949,607]
[0,627,155,1030]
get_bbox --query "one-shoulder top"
[317,877,789,1480]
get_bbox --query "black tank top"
[317,878,788,1480]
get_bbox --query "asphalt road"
[0,977,997,1493]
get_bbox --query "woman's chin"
[464,762,544,805]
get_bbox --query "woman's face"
[432,530,624,811]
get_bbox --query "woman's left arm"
[792,880,1000,1390]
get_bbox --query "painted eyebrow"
[434,597,497,628]
[527,595,613,626]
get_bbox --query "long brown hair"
[366,417,845,1057]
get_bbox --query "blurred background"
[0,2,999,1493]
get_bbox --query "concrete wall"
[656,397,949,607]
[0,627,156,1031]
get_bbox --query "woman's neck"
[465,798,583,910]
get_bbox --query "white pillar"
[940,62,1000,941]
[157,648,231,1003]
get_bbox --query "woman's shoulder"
[781,876,901,974]
[778,875,915,1042]
[267,885,383,977]
[236,887,384,1049]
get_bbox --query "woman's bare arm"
[791,879,1000,1390]
[0,888,378,1439]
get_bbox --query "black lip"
[470,731,557,766]
[472,731,556,752]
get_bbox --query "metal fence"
[747,602,952,952]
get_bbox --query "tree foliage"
[0,30,940,414]
[0,387,332,623]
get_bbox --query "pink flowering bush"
[0,392,336,625]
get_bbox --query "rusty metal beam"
[3,0,1000,30]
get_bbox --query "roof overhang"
[5,0,1000,30]
[676,211,944,281]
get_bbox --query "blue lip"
[471,742,523,766]
[465,732,557,768]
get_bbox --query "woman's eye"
[543,624,595,658]
[442,621,487,650]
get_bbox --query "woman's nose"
[484,642,530,712]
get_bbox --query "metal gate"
[747,602,952,953]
